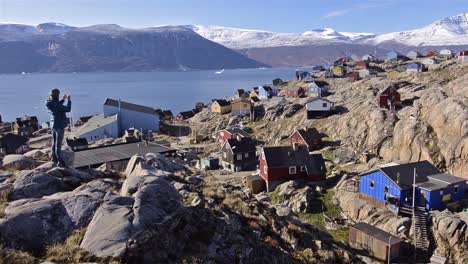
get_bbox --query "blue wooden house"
[307,81,330,97]
[407,63,424,72]
[255,85,279,99]
[359,161,466,213]
[386,51,401,60]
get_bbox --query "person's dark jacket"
[46,99,71,129]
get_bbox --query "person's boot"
[57,160,67,168]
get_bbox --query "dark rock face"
[0,26,266,73]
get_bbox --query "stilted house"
[211,99,232,114]
[218,128,251,143]
[376,86,401,110]
[251,85,279,99]
[426,50,438,57]
[305,98,334,119]
[282,86,305,97]
[231,98,253,117]
[259,145,326,191]
[359,161,467,212]
[289,128,322,152]
[220,137,257,172]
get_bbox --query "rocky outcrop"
[0,179,118,252]
[274,181,317,213]
[431,210,468,263]
[1,155,37,170]
[10,166,95,200]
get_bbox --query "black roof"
[262,146,326,175]
[104,98,159,116]
[237,89,246,95]
[293,128,321,146]
[226,138,256,154]
[376,161,441,189]
[177,111,195,119]
[225,128,251,138]
[352,222,404,245]
[313,80,329,88]
[212,99,231,107]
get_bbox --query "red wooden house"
[259,145,326,191]
[289,128,322,152]
[377,86,402,110]
[355,60,368,69]
[218,128,252,143]
[346,71,360,81]
[426,50,438,57]
[281,86,305,97]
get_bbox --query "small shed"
[377,86,401,109]
[200,157,219,170]
[306,81,329,97]
[246,174,266,194]
[349,222,405,262]
[407,62,424,72]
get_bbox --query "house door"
[419,191,427,207]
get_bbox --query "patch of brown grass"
[45,229,94,263]
[0,186,13,218]
[0,245,37,264]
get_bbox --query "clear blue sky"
[1,0,467,33]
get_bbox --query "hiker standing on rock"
[46,88,71,167]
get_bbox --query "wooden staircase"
[413,206,430,262]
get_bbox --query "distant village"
[0,48,467,263]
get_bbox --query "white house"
[422,58,437,66]
[459,51,468,63]
[440,49,453,58]
[74,114,119,142]
[406,51,421,60]
[306,98,334,119]
[104,98,160,135]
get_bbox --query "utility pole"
[412,168,417,262]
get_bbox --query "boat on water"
[215,69,225,74]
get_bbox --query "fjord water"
[0,68,295,122]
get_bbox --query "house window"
[300,166,305,172]
[289,166,297,174]
[370,180,375,188]
[237,154,242,161]
[245,153,249,158]
[322,103,327,107]
[440,190,444,196]
[263,165,267,175]
[384,186,389,193]
[454,185,459,193]
[223,152,227,159]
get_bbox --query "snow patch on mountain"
[366,13,468,46]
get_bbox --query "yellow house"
[211,99,232,114]
[332,66,344,77]
[387,70,399,78]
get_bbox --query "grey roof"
[417,173,466,191]
[379,161,440,189]
[104,98,159,115]
[352,222,404,245]
[74,114,118,137]
[212,99,231,107]
[305,97,333,104]
[262,146,326,175]
[225,128,251,138]
[72,142,174,168]
[226,138,256,154]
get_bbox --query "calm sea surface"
[0,68,302,123]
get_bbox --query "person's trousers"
[51,128,65,163]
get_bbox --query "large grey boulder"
[0,179,117,252]
[145,153,185,172]
[11,170,65,200]
[23,149,47,160]
[1,155,37,170]
[0,172,13,184]
[0,198,74,252]
[275,181,316,213]
[80,192,134,258]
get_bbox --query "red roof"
[460,50,468,56]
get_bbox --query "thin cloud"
[321,10,350,19]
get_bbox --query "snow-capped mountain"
[365,13,468,46]
[186,25,374,49]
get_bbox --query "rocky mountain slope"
[0,25,265,73]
